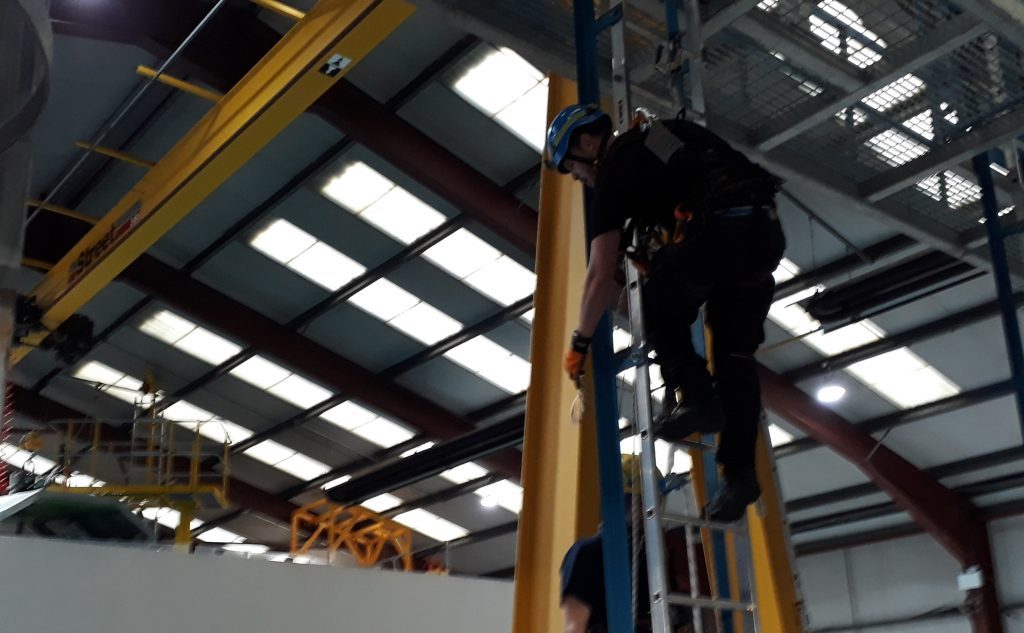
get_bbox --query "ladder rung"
[665,592,755,612]
[661,513,746,533]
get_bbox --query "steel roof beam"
[118,255,524,480]
[759,365,992,564]
[861,107,1024,202]
[760,366,1005,631]
[20,209,523,480]
[230,296,532,457]
[754,15,987,151]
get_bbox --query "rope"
[1,383,13,493]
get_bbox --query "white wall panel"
[0,536,513,633]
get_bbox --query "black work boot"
[656,395,725,442]
[706,469,761,523]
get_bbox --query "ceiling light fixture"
[816,384,847,403]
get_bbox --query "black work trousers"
[641,207,785,477]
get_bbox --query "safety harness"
[618,112,779,276]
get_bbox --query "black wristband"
[570,331,592,353]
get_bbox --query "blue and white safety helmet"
[545,103,610,173]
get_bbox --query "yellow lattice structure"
[291,499,413,570]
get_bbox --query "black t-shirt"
[589,119,776,242]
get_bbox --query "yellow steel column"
[12,0,414,365]
[174,502,195,551]
[748,428,805,632]
[511,74,598,633]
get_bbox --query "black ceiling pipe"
[774,235,917,299]
[801,251,975,326]
[786,294,1024,383]
[325,415,525,505]
[775,379,1015,458]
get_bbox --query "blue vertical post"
[973,152,1024,443]
[572,2,633,633]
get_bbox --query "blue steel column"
[572,2,633,633]
[973,152,1024,443]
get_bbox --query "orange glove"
[564,331,591,384]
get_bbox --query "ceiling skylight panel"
[453,47,544,115]
[864,129,929,167]
[494,79,550,151]
[444,336,513,372]
[73,360,126,387]
[439,461,489,484]
[321,161,396,212]
[267,374,333,409]
[393,508,469,542]
[810,0,885,68]
[349,279,420,321]
[72,362,148,404]
[321,401,378,431]
[361,493,402,513]
[862,74,925,112]
[194,418,253,444]
[807,322,883,356]
[230,356,291,390]
[276,452,331,480]
[288,241,367,291]
[389,302,463,344]
[360,187,447,244]
[244,440,332,481]
[916,172,982,209]
[244,440,296,467]
[422,229,502,278]
[768,424,794,446]
[902,110,935,141]
[140,310,196,345]
[350,417,416,448]
[464,256,537,306]
[174,328,242,365]
[196,527,246,543]
[0,443,59,474]
[162,401,216,423]
[613,327,633,353]
[476,354,532,393]
[251,219,317,263]
[444,336,531,393]
[323,474,351,490]
[476,480,524,513]
[619,436,692,474]
[848,348,959,408]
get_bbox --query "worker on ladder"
[560,455,704,633]
[551,105,785,522]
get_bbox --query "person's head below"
[545,104,613,188]
[620,453,665,527]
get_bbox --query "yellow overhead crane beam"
[11,0,414,365]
